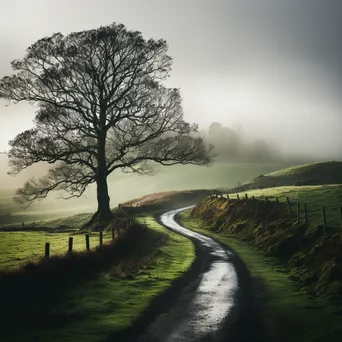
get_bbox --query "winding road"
[137,207,240,342]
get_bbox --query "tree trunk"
[79,174,113,232]
[96,173,112,221]
[80,127,114,231]
[95,123,113,221]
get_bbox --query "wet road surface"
[137,207,239,342]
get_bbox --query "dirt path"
[134,207,268,342]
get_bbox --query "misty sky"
[0,0,341,158]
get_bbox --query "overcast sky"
[0,0,341,158]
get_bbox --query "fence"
[1,215,136,271]
[208,191,342,232]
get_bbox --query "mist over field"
[0,0,341,221]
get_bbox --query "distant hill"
[230,161,342,192]
[122,189,210,213]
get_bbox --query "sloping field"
[123,189,210,212]
[232,161,342,191]
[0,160,299,225]
[229,185,342,228]
[0,189,207,271]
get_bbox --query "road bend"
[137,206,239,342]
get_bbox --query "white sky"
[0,0,341,158]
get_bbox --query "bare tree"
[0,23,212,229]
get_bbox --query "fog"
[0,0,341,217]
[1,0,341,157]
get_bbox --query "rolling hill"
[230,161,342,192]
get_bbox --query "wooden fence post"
[99,231,103,246]
[322,207,327,232]
[45,242,50,258]
[287,197,292,218]
[304,204,308,226]
[296,202,300,223]
[245,193,248,199]
[68,237,73,254]
[86,234,90,251]
[227,194,230,199]
[237,194,240,200]
[276,197,279,203]
[112,227,115,240]
[252,195,255,200]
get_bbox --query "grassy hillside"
[232,161,342,192]
[122,189,210,215]
[2,217,195,342]
[0,185,198,340]
[228,185,342,229]
[190,197,342,297]
[178,210,342,342]
[0,160,300,225]
[0,190,205,271]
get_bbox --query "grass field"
[4,216,195,342]
[0,160,300,271]
[232,160,342,191]
[229,184,342,228]
[0,211,103,271]
[178,210,342,342]
[0,229,113,271]
[0,160,300,225]
[0,189,207,271]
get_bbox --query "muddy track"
[107,207,269,342]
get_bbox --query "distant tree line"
[202,122,282,162]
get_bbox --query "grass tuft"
[2,217,195,342]
[178,209,342,342]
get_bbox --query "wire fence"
[208,191,342,232]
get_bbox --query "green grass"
[234,160,342,191]
[229,184,342,228]
[6,216,195,342]
[178,210,342,342]
[0,160,299,225]
[0,190,204,271]
[0,207,103,271]
[266,161,342,177]
[0,230,113,271]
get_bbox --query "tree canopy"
[0,23,212,223]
